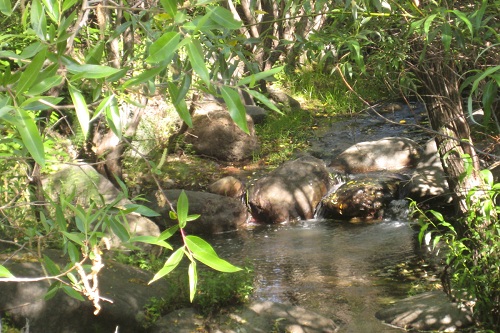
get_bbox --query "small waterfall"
[314,172,348,219]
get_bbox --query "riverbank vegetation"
[0,0,499,331]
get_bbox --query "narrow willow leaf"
[149,247,184,284]
[220,86,249,134]
[441,22,452,52]
[245,89,282,114]
[0,0,12,16]
[185,235,241,272]
[208,7,241,30]
[123,204,161,217]
[109,218,130,242]
[62,285,85,301]
[0,265,14,278]
[188,261,197,302]
[43,255,60,276]
[66,63,123,79]
[160,0,177,17]
[91,94,113,122]
[27,75,63,95]
[31,0,47,40]
[105,95,122,139]
[68,85,89,139]
[146,32,181,64]
[42,0,60,23]
[16,47,47,95]
[15,108,45,167]
[158,225,180,241]
[177,190,189,229]
[237,66,283,87]
[123,67,164,88]
[129,235,173,249]
[67,242,80,263]
[186,39,210,86]
[168,82,192,127]
[423,14,437,35]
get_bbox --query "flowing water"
[211,218,428,332]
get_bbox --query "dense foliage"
[0,0,499,330]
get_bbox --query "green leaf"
[149,247,184,284]
[208,7,241,30]
[109,217,130,242]
[27,75,63,95]
[15,108,45,167]
[123,66,164,88]
[245,89,282,114]
[43,255,61,276]
[450,9,473,37]
[237,66,283,87]
[158,225,180,241]
[168,82,192,127]
[31,0,47,40]
[185,235,241,272]
[42,0,60,23]
[62,285,85,301]
[146,32,181,64]
[186,39,210,86]
[123,204,161,217]
[66,63,123,79]
[44,281,61,300]
[220,86,249,134]
[188,261,197,302]
[129,235,173,249]
[0,265,14,278]
[105,95,122,139]
[423,14,437,35]
[0,0,12,16]
[160,0,177,17]
[68,85,89,139]
[62,231,84,245]
[177,190,189,229]
[441,22,452,52]
[67,242,80,263]
[16,47,47,95]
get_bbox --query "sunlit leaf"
[146,32,181,64]
[168,82,192,127]
[27,75,63,95]
[0,0,12,16]
[160,0,177,17]
[220,86,249,134]
[109,217,130,242]
[15,108,45,167]
[123,204,161,217]
[208,6,241,30]
[237,66,283,87]
[43,255,60,276]
[31,0,47,40]
[186,39,210,86]
[185,235,241,272]
[62,285,85,301]
[16,47,47,95]
[105,95,122,139]
[66,63,123,79]
[245,89,282,114]
[450,9,473,37]
[42,0,60,23]
[177,190,189,229]
[62,231,84,245]
[158,225,180,241]
[68,85,89,139]
[149,247,184,284]
[122,67,164,88]
[0,265,14,278]
[188,261,197,302]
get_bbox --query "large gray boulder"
[248,155,330,223]
[0,250,170,333]
[376,291,473,332]
[403,138,452,205]
[184,110,259,162]
[145,190,249,235]
[329,137,421,174]
[42,163,161,249]
[151,301,341,333]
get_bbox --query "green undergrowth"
[137,263,254,328]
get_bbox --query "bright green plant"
[412,167,500,330]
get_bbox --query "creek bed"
[210,219,433,332]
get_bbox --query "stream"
[211,217,430,332]
[210,101,436,332]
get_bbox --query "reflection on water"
[210,219,422,332]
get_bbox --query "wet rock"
[375,290,473,332]
[151,301,342,333]
[248,155,330,223]
[184,110,259,162]
[0,250,169,333]
[42,163,160,249]
[318,172,406,220]
[329,137,421,173]
[207,176,246,198]
[145,190,248,235]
